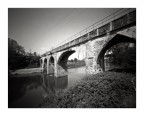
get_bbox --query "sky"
[8,8,120,56]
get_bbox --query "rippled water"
[8,67,86,108]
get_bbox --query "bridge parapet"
[43,9,136,56]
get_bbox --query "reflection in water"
[68,67,86,88]
[8,74,68,108]
[40,74,68,97]
[8,67,85,108]
[8,75,42,108]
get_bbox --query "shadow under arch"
[48,56,55,75]
[58,50,76,71]
[43,58,47,73]
[40,59,43,67]
[97,34,136,71]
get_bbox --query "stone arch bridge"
[40,9,136,77]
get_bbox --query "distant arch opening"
[40,59,43,67]
[58,50,76,71]
[49,56,55,74]
[97,34,136,73]
[43,58,47,73]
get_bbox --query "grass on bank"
[38,72,136,108]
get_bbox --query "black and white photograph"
[2,0,144,115]
[8,8,136,108]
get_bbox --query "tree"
[8,38,25,55]
[8,38,41,70]
[34,52,37,56]
[8,38,26,70]
[105,43,136,67]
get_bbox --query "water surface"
[8,67,86,108]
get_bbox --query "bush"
[38,72,136,108]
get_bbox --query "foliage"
[117,47,136,67]
[8,38,40,71]
[38,72,136,108]
[105,43,136,67]
[67,60,85,69]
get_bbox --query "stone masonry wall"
[85,26,136,75]
[85,36,109,75]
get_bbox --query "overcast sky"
[8,8,120,55]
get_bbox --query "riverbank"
[38,71,136,108]
[10,68,42,76]
[10,63,85,75]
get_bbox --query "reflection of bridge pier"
[49,63,54,75]
[40,74,68,95]
[40,9,136,77]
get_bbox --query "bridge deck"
[42,9,136,56]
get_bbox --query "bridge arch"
[40,59,43,67]
[97,34,136,71]
[48,55,55,75]
[58,50,76,71]
[43,58,47,73]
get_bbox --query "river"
[8,67,86,108]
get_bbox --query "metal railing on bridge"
[43,8,136,56]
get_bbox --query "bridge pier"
[40,57,45,72]
[46,56,49,74]
[40,55,59,77]
[54,55,58,77]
